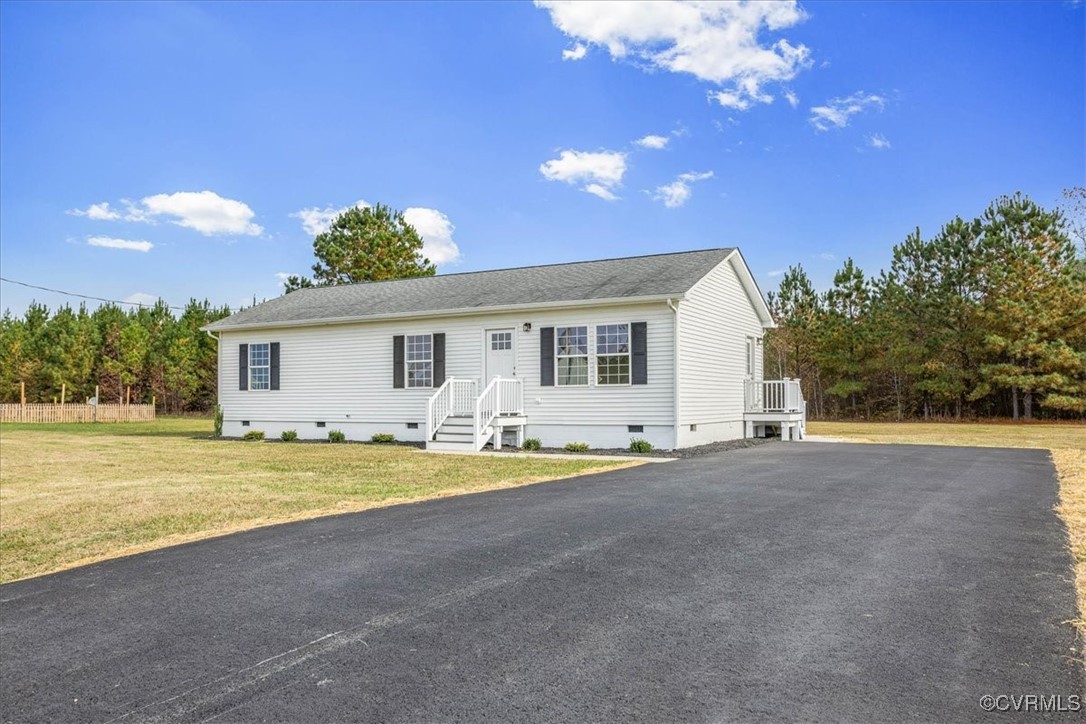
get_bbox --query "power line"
[0,276,187,310]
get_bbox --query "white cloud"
[819,252,836,261]
[540,149,627,200]
[634,134,670,150]
[583,183,619,201]
[123,292,159,306]
[536,0,811,112]
[562,43,587,60]
[768,268,786,278]
[651,170,714,209]
[67,202,121,220]
[120,199,152,223]
[274,272,293,288]
[290,200,370,236]
[138,190,262,236]
[402,207,462,265]
[86,236,153,252]
[72,191,262,235]
[867,133,891,149]
[784,89,799,108]
[809,91,886,131]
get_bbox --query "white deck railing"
[426,378,478,442]
[745,379,804,413]
[496,377,524,416]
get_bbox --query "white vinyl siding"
[217,302,675,434]
[677,255,767,430]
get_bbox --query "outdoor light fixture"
[522,322,532,332]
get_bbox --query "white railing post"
[426,393,434,442]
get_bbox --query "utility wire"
[0,276,188,310]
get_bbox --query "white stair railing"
[426,378,477,441]
[475,377,500,449]
[429,376,524,449]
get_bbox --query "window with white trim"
[249,343,270,390]
[406,334,433,388]
[746,337,760,378]
[596,323,630,385]
[491,331,512,350]
[555,326,588,386]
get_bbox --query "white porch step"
[426,440,479,452]
[434,431,474,442]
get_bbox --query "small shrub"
[564,442,590,453]
[371,433,396,443]
[213,405,223,437]
[280,429,298,442]
[523,437,542,451]
[242,430,265,441]
[328,430,346,443]
[629,438,653,453]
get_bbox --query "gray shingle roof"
[205,248,735,330]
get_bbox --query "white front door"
[485,328,516,380]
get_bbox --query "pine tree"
[976,193,1086,417]
[766,265,823,414]
[819,259,872,417]
[285,204,436,291]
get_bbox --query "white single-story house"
[203,248,806,451]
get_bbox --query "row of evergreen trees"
[1,192,1081,420]
[766,192,1086,420]
[0,300,230,413]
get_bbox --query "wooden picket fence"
[0,403,156,424]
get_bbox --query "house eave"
[723,249,776,328]
[201,293,687,333]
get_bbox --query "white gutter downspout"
[667,298,681,450]
[205,330,220,416]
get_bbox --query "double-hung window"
[406,334,433,388]
[555,326,589,386]
[249,343,270,390]
[596,323,630,385]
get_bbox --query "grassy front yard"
[0,418,629,583]
[809,420,1086,629]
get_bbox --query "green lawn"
[0,418,629,583]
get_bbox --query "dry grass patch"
[809,420,1086,630]
[0,418,629,583]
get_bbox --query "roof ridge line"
[295,247,733,291]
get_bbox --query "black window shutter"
[432,333,446,387]
[540,327,554,387]
[393,335,405,388]
[238,343,248,391]
[631,322,648,385]
[270,342,280,391]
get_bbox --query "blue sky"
[1,0,1083,314]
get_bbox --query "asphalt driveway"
[1,443,1081,722]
